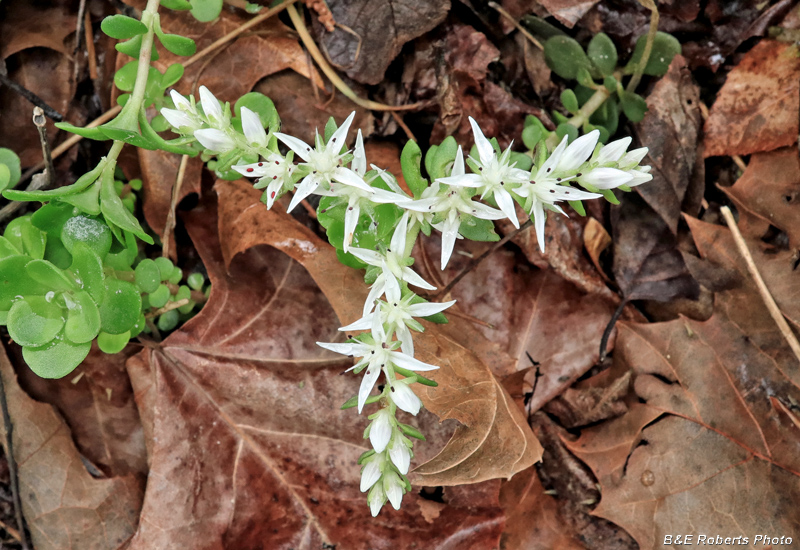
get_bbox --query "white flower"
[577,167,634,190]
[360,452,384,492]
[368,480,387,517]
[405,147,505,269]
[382,470,405,510]
[595,136,632,164]
[275,112,374,213]
[194,128,236,153]
[240,106,267,148]
[554,130,599,173]
[618,146,649,168]
[388,436,411,475]
[626,166,653,187]
[233,153,295,209]
[169,89,193,112]
[161,108,201,133]
[436,118,529,228]
[317,306,438,412]
[339,280,454,356]
[389,378,422,415]
[369,408,393,452]
[348,215,436,314]
[199,85,224,126]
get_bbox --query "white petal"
[627,168,653,187]
[384,274,402,304]
[468,116,495,164]
[275,132,313,162]
[371,302,386,343]
[596,136,631,164]
[390,382,421,415]
[368,483,386,517]
[401,266,435,291]
[316,341,367,356]
[439,214,460,270]
[396,323,414,356]
[240,106,267,147]
[532,200,546,253]
[390,212,409,254]
[558,130,599,173]
[580,167,634,190]
[402,197,441,213]
[451,146,466,177]
[199,86,223,124]
[329,111,356,151]
[469,201,506,220]
[364,276,386,316]
[389,439,411,475]
[358,364,382,414]
[407,299,456,318]
[360,457,382,492]
[343,202,360,252]
[436,173,483,188]
[383,474,404,510]
[369,410,392,451]
[370,165,406,194]
[353,129,367,176]
[161,108,196,131]
[493,187,519,228]
[339,314,373,332]
[232,162,267,178]
[194,128,235,152]
[169,89,192,112]
[286,175,319,213]
[539,135,569,175]
[369,188,412,204]
[348,247,383,267]
[389,350,439,372]
[620,147,648,167]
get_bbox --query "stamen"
[258,162,264,167]
[246,168,254,173]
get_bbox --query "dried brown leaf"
[704,40,800,158]
[537,0,601,28]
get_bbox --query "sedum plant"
[1,0,655,516]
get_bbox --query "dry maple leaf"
[566,216,800,549]
[123,189,507,549]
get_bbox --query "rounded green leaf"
[555,123,579,143]
[428,137,458,180]
[235,93,280,132]
[26,260,77,291]
[148,284,170,309]
[5,216,46,259]
[155,257,174,280]
[22,334,91,379]
[99,279,141,335]
[135,259,161,293]
[64,290,101,343]
[190,0,223,22]
[587,32,618,77]
[101,14,147,40]
[114,61,139,92]
[626,31,681,77]
[162,64,184,89]
[157,309,179,332]
[560,89,580,114]
[130,313,146,338]
[168,266,182,285]
[61,215,112,258]
[161,0,192,9]
[158,33,197,57]
[0,164,11,194]
[619,90,648,122]
[70,242,105,303]
[544,35,592,80]
[0,256,50,312]
[187,272,204,291]
[0,148,21,190]
[97,330,130,354]
[400,140,427,198]
[8,297,65,347]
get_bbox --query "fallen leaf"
[0,0,76,58]
[566,216,800,549]
[313,0,451,85]
[14,345,147,478]
[124,188,508,548]
[0,344,143,550]
[544,370,631,429]
[704,40,800,158]
[723,146,800,248]
[583,217,612,282]
[537,0,601,28]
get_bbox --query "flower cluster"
[160,87,652,515]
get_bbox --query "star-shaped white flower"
[199,85,225,127]
[275,112,373,213]
[437,117,529,228]
[316,305,438,413]
[233,152,296,209]
[240,106,268,149]
[348,215,436,314]
[161,90,203,133]
[404,146,505,269]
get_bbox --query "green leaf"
[587,33,618,77]
[114,60,139,92]
[101,14,147,40]
[157,32,197,57]
[0,237,21,258]
[429,137,458,180]
[5,217,46,259]
[100,167,153,243]
[148,284,171,308]
[544,35,592,80]
[625,31,681,77]
[157,309,179,331]
[0,165,10,194]
[98,330,130,354]
[522,122,544,151]
[64,290,101,344]
[560,89,579,114]
[603,75,619,92]
[22,334,91,379]
[187,272,204,290]
[26,259,76,292]
[0,256,50,312]
[60,181,102,215]
[555,123,579,143]
[509,151,532,172]
[54,122,109,141]
[115,34,159,61]
[135,258,161,293]
[458,217,499,242]
[8,297,64,347]
[161,0,192,10]
[70,243,105,303]
[99,279,142,335]
[5,160,105,203]
[162,63,185,88]
[190,0,223,22]
[519,15,567,41]
[575,67,596,89]
[400,140,427,198]
[61,215,112,257]
[619,90,648,122]
[235,92,280,132]
[155,257,175,280]
[0,148,21,190]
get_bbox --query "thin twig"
[598,298,627,363]
[162,154,189,258]
[0,369,30,550]
[488,1,544,50]
[73,0,88,82]
[84,9,98,80]
[146,298,190,318]
[719,206,800,364]
[0,73,63,122]
[391,112,416,142]
[286,4,424,112]
[0,517,23,544]
[33,107,54,188]
[434,218,533,299]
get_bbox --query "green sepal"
[601,188,620,205]
[393,365,438,387]
[397,422,426,440]
[357,449,376,464]
[341,393,383,410]
[568,200,586,216]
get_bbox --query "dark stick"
[0,369,30,550]
[599,298,628,363]
[0,73,63,122]
[433,218,533,299]
[33,107,54,188]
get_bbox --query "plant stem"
[626,3,659,93]
[545,86,611,149]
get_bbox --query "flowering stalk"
[161,87,653,515]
